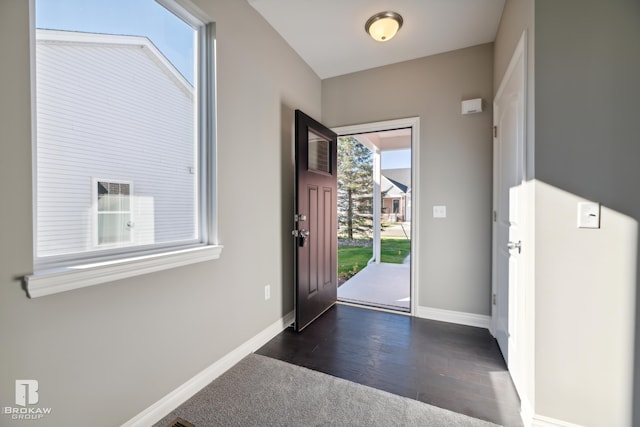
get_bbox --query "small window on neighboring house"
[96,181,132,246]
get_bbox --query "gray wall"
[323,44,494,316]
[0,1,320,425]
[535,0,640,205]
[534,0,640,424]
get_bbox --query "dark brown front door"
[293,110,338,331]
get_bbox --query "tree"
[337,136,373,239]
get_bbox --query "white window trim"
[26,0,221,298]
[25,245,223,298]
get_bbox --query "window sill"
[24,245,223,298]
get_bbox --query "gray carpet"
[154,353,500,427]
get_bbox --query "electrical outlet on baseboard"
[264,284,271,301]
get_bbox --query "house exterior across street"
[381,168,411,222]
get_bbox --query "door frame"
[332,117,420,316]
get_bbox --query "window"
[308,131,331,174]
[392,199,400,214]
[26,0,220,297]
[96,180,133,246]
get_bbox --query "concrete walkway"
[381,222,411,239]
[338,262,410,312]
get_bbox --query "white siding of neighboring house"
[381,175,405,198]
[35,30,195,258]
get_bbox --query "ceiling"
[248,0,506,79]
[356,128,412,152]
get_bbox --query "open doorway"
[336,128,412,313]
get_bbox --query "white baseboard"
[531,415,584,427]
[122,311,294,427]
[416,306,491,329]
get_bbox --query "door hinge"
[493,210,497,222]
[492,294,496,305]
[493,125,498,138]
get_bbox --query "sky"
[382,149,411,169]
[35,0,195,84]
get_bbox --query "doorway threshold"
[337,262,410,313]
[337,300,411,316]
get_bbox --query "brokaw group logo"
[15,380,39,407]
[3,380,52,420]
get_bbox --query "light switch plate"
[577,202,600,229]
[433,205,447,218]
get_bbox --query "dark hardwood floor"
[256,304,523,427]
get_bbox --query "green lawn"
[338,239,410,278]
[380,239,411,263]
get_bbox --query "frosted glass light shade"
[365,11,403,42]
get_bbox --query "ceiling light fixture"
[365,11,403,42]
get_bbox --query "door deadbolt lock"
[292,229,310,247]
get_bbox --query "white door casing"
[492,32,527,395]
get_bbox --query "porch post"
[373,148,381,264]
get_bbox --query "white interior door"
[493,34,526,390]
